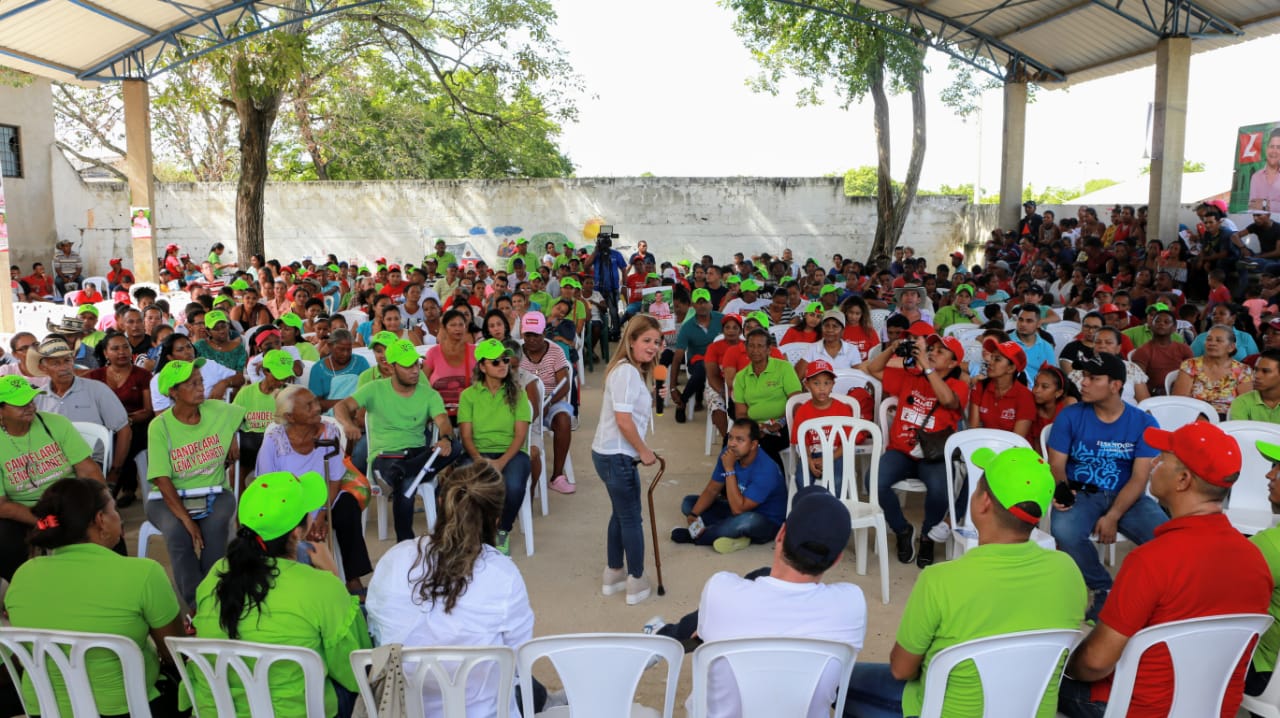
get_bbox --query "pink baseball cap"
[521,312,546,335]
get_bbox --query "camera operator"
[863,321,969,570]
[582,230,627,341]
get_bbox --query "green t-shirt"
[529,291,554,315]
[430,251,458,269]
[896,541,1087,717]
[0,412,92,507]
[357,365,389,388]
[933,305,978,334]
[506,252,535,273]
[1229,391,1280,423]
[192,558,369,717]
[81,330,106,349]
[293,341,320,362]
[5,543,179,715]
[732,357,802,422]
[1252,527,1280,672]
[232,382,280,433]
[458,382,532,455]
[1122,324,1185,348]
[147,400,246,491]
[352,379,447,459]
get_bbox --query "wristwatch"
[924,368,936,376]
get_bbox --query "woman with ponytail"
[967,337,1035,439]
[190,471,370,717]
[366,462,544,716]
[5,478,187,717]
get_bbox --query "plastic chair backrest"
[919,629,1081,718]
[689,636,858,718]
[878,395,898,441]
[1103,613,1273,718]
[1138,396,1219,429]
[796,416,882,512]
[517,633,683,718]
[165,636,328,718]
[72,420,113,474]
[352,347,376,367]
[781,342,811,364]
[869,309,890,336]
[767,324,789,346]
[299,359,316,388]
[350,645,515,718]
[0,627,154,718]
[943,429,1032,514]
[340,309,369,329]
[944,324,983,342]
[1220,420,1280,526]
[833,370,881,408]
[784,392,860,428]
[81,276,108,294]
[1165,370,1178,395]
[1039,423,1053,462]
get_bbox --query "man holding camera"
[583,229,627,341]
[1046,352,1166,624]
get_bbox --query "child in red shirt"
[790,360,855,493]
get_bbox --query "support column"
[0,175,13,332]
[998,78,1028,232]
[123,79,158,283]
[1148,36,1191,245]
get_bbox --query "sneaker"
[626,575,651,605]
[495,530,511,556]
[927,522,952,543]
[1085,589,1109,625]
[549,475,575,494]
[602,567,627,596]
[713,536,752,554]
[675,406,687,423]
[642,615,667,635]
[571,415,580,431]
[916,536,935,569]
[670,527,694,544]
[116,493,136,509]
[895,526,917,564]
[544,690,568,709]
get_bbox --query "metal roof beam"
[0,0,51,22]
[1089,0,1243,38]
[995,0,1094,41]
[0,43,79,75]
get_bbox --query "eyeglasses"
[486,357,512,366]
[1082,324,1103,331]
[13,345,33,352]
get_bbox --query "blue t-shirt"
[712,450,788,525]
[1015,334,1056,384]
[1047,402,1158,491]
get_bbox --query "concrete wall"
[0,77,56,270]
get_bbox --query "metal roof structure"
[0,0,380,83]
[772,0,1280,86]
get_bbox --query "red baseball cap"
[950,251,964,259]
[721,313,743,328]
[804,359,837,380]
[1096,284,1114,294]
[108,257,122,265]
[1099,303,1124,315]
[925,334,966,362]
[1143,422,1241,488]
[165,243,179,253]
[907,321,935,338]
[982,336,1026,372]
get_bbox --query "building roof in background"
[1071,170,1230,206]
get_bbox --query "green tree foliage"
[1139,159,1205,175]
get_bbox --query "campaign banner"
[130,207,152,241]
[642,285,675,335]
[1231,122,1280,213]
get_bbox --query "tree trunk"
[868,49,894,267]
[294,78,329,180]
[233,93,279,260]
[888,62,927,248]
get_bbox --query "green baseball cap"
[564,241,575,250]
[805,301,823,314]
[560,277,581,289]
[516,237,528,245]
[204,310,229,329]
[212,293,234,306]
[385,339,420,368]
[238,471,328,541]
[327,264,341,273]
[646,272,661,280]
[475,338,513,362]
[278,313,304,330]
[1146,302,1174,316]
[747,310,771,329]
[740,279,761,292]
[157,358,206,397]
[971,447,1054,524]
[230,279,251,291]
[0,376,41,406]
[954,284,976,296]
[820,284,839,296]
[369,330,398,350]
[678,259,693,268]
[261,350,295,381]
[692,288,711,303]
[725,276,741,285]
[77,304,99,317]
[1258,441,1280,464]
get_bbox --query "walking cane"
[646,455,668,596]
[315,437,342,560]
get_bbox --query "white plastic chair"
[81,276,108,294]
[526,377,551,518]
[833,370,881,408]
[0,627,155,718]
[879,397,926,498]
[517,634,684,718]
[689,637,858,718]
[943,324,983,342]
[796,416,890,604]
[781,341,811,365]
[784,392,859,490]
[1102,613,1273,718]
[917,629,1081,718]
[350,645,515,718]
[72,420,113,476]
[1165,370,1178,395]
[942,429,1049,559]
[1138,396,1218,429]
[767,324,789,346]
[704,385,730,456]
[869,308,890,339]
[339,309,369,330]
[1222,420,1280,536]
[166,636,329,718]
[1241,657,1280,718]
[63,290,82,306]
[351,346,377,367]
[298,359,316,388]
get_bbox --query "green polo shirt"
[232,381,280,433]
[351,379,447,459]
[192,558,370,717]
[897,541,1086,717]
[458,383,533,454]
[0,412,92,507]
[292,341,320,362]
[732,357,801,422]
[1122,324,1185,349]
[6,543,180,715]
[506,252,536,273]
[357,365,389,388]
[1229,391,1280,423]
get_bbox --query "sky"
[548,0,1276,196]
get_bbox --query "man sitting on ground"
[1059,422,1272,717]
[672,418,787,554]
[845,446,1086,717]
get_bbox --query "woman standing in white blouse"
[591,314,662,606]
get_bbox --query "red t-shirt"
[625,273,646,303]
[882,366,969,455]
[790,400,855,450]
[704,339,739,368]
[164,256,182,277]
[1091,513,1272,716]
[780,328,818,346]
[1208,285,1232,307]
[969,380,1035,434]
[1028,402,1064,454]
[76,286,103,305]
[379,282,407,299]
[107,268,134,286]
[24,273,53,297]
[842,325,881,357]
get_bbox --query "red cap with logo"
[1143,422,1242,488]
[982,336,1026,372]
[804,359,837,380]
[907,321,935,338]
[1099,303,1124,315]
[925,334,966,362]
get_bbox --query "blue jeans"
[1049,490,1167,591]
[481,451,532,532]
[144,492,237,609]
[796,453,844,497]
[372,439,463,542]
[680,496,780,546]
[593,451,645,578]
[1056,677,1106,718]
[877,449,948,536]
[844,662,907,718]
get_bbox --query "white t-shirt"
[801,340,863,370]
[721,297,768,316]
[693,572,866,718]
[591,362,651,457]
[150,360,237,412]
[582,290,604,322]
[366,539,533,718]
